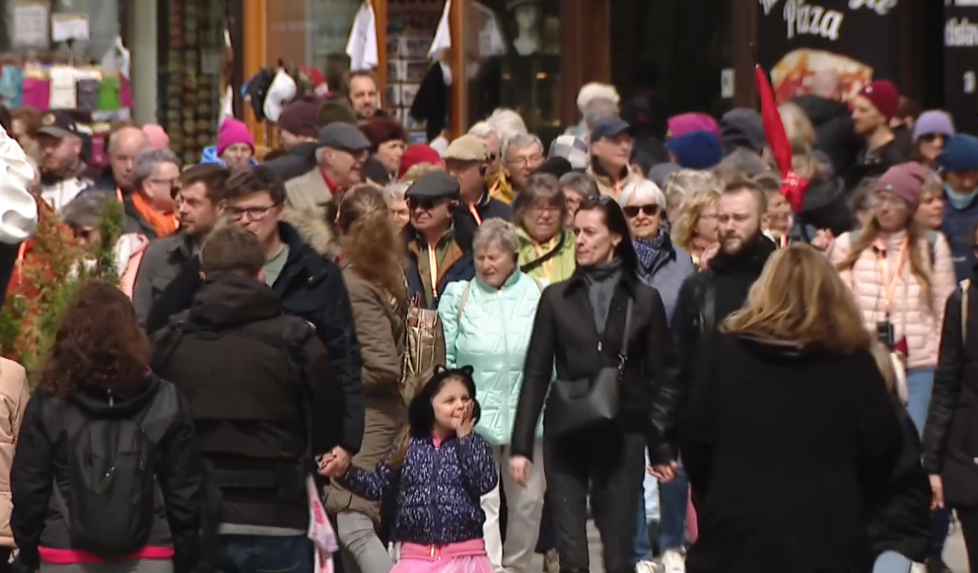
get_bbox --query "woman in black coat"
[681,245,906,573]
[509,196,680,573]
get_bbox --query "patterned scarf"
[632,232,665,273]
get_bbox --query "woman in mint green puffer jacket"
[436,219,547,573]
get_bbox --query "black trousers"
[958,506,978,572]
[544,428,645,573]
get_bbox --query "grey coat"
[132,232,196,328]
[638,243,696,327]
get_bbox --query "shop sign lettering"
[761,0,899,17]
[783,0,845,41]
[947,18,978,47]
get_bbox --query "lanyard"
[14,242,26,286]
[116,187,124,202]
[489,180,500,196]
[468,204,483,226]
[875,238,909,317]
[534,237,556,278]
[427,245,439,298]
[779,234,788,249]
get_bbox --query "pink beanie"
[142,124,170,149]
[217,119,255,156]
[667,112,722,140]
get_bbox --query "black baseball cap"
[590,118,631,141]
[38,111,80,139]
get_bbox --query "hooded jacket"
[143,210,364,454]
[11,374,203,573]
[151,275,344,531]
[199,146,259,169]
[682,333,904,573]
[792,94,863,179]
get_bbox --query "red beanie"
[398,144,443,179]
[858,80,900,121]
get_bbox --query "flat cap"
[318,123,371,151]
[443,134,491,162]
[405,171,460,201]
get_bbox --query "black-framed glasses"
[227,204,280,222]
[623,204,660,218]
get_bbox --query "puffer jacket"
[0,358,29,548]
[438,271,546,445]
[829,230,956,369]
[339,434,498,545]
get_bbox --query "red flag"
[754,64,809,213]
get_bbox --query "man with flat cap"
[285,122,370,216]
[444,134,511,251]
[403,171,475,309]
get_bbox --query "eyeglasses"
[528,204,561,216]
[508,155,544,168]
[919,133,947,144]
[227,204,279,222]
[623,204,659,218]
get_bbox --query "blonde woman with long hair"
[682,244,907,573]
[829,163,956,438]
[670,187,720,268]
[327,183,409,573]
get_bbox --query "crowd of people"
[0,67,974,573]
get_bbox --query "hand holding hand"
[509,455,532,487]
[454,402,476,438]
[650,461,679,482]
[319,446,352,478]
[930,474,944,510]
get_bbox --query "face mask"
[945,183,978,210]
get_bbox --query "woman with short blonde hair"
[683,244,913,572]
[670,188,720,267]
[663,169,722,226]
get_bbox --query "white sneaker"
[635,560,657,573]
[661,550,686,573]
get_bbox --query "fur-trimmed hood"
[280,207,342,261]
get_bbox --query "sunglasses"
[408,197,447,211]
[623,204,659,218]
[919,133,947,143]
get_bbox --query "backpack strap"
[457,282,472,324]
[962,279,971,345]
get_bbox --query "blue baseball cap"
[590,118,631,141]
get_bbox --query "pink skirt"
[393,540,493,573]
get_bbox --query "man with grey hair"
[792,71,861,177]
[78,125,149,200]
[502,133,544,196]
[125,147,181,237]
[285,123,370,217]
[469,121,503,176]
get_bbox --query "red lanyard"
[875,238,909,317]
[468,204,483,226]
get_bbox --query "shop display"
[387,0,442,141]
[159,0,226,165]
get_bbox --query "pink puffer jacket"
[829,230,956,369]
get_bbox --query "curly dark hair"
[38,282,151,399]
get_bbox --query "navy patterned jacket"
[339,434,498,545]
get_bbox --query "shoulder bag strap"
[519,232,566,274]
[457,282,472,323]
[962,279,971,345]
[618,299,634,375]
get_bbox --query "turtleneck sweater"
[580,258,623,333]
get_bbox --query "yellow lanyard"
[427,245,439,298]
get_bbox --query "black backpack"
[53,398,163,559]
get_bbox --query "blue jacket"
[438,272,546,445]
[199,145,259,168]
[941,187,978,282]
[636,239,696,326]
[339,434,498,544]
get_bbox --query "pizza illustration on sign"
[770,48,874,103]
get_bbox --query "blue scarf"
[946,184,978,211]
[632,233,666,273]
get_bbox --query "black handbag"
[547,299,633,439]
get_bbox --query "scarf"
[131,192,178,238]
[580,258,623,333]
[632,233,665,273]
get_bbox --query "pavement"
[527,519,972,572]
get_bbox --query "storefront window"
[266,0,359,84]
[0,0,120,61]
[159,0,227,164]
[465,0,561,144]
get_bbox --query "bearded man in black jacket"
[651,179,777,481]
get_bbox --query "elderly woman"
[128,148,180,239]
[514,174,577,283]
[671,187,721,268]
[361,116,408,183]
[384,181,411,231]
[559,172,600,225]
[438,219,546,573]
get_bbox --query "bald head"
[810,71,842,101]
[109,127,150,191]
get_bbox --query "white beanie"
[577,83,620,114]
[0,125,37,245]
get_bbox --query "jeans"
[215,534,312,573]
[337,512,393,573]
[658,464,689,551]
[906,367,950,555]
[871,550,913,573]
[546,429,645,573]
[633,497,653,565]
